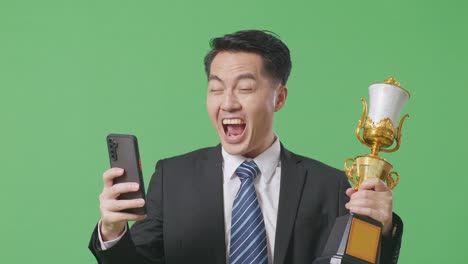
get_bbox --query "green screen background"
[1,0,467,263]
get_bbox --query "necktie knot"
[235,160,260,182]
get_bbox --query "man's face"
[206,51,287,158]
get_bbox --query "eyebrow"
[208,75,222,82]
[208,73,257,83]
[235,73,257,81]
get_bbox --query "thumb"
[358,178,389,192]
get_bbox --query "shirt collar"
[222,137,281,184]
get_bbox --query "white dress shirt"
[99,138,282,264]
[222,138,281,264]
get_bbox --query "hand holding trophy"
[314,77,410,264]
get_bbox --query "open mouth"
[222,118,246,141]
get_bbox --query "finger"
[346,188,356,197]
[101,182,139,200]
[346,198,376,209]
[105,199,146,212]
[347,199,391,212]
[348,191,392,210]
[348,206,384,223]
[350,189,392,203]
[102,211,147,224]
[373,179,391,192]
[110,182,140,198]
[103,168,125,188]
[358,178,389,192]
[346,196,379,211]
[348,196,391,208]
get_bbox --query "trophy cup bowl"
[313,77,409,264]
[345,156,400,190]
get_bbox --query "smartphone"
[106,134,146,215]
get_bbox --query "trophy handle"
[387,171,400,190]
[344,158,359,188]
[381,113,410,153]
[355,98,373,148]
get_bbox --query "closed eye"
[208,85,224,93]
[209,89,223,95]
[238,87,254,93]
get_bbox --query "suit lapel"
[274,146,307,264]
[194,145,226,263]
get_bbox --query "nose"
[221,92,241,112]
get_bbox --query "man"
[89,30,403,264]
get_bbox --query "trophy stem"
[371,144,381,156]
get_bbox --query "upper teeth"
[223,119,245,125]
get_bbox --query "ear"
[274,86,288,112]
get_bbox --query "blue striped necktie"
[229,160,268,264]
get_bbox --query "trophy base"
[312,214,382,264]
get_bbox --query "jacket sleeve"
[380,213,403,264]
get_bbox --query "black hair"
[204,30,292,85]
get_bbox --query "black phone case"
[106,134,147,215]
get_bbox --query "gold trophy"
[345,77,409,191]
[313,77,410,264]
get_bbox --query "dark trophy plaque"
[313,214,382,264]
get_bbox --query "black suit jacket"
[89,145,402,264]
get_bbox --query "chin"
[220,141,250,156]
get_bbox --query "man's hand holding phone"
[99,168,147,241]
